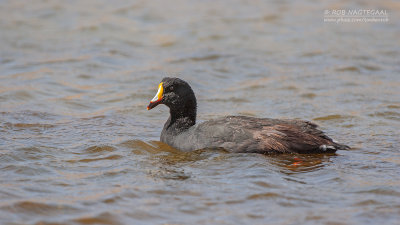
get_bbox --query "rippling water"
[1,0,400,224]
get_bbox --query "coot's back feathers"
[163,116,348,154]
[148,78,350,154]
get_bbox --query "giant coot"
[147,77,349,154]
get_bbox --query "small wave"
[34,55,90,66]
[368,111,400,121]
[263,14,280,22]
[353,199,382,206]
[1,201,78,215]
[119,140,179,155]
[206,97,250,103]
[335,66,360,72]
[66,154,123,163]
[222,78,269,92]
[354,188,400,197]
[0,110,60,123]
[1,164,52,175]
[361,64,381,71]
[79,154,123,163]
[85,145,116,153]
[252,181,280,188]
[300,93,317,99]
[301,51,323,57]
[387,104,400,109]
[72,212,122,225]
[147,189,200,196]
[247,192,281,200]
[1,90,34,101]
[3,122,55,130]
[313,114,355,121]
[119,140,163,154]
[147,167,191,180]
[9,147,51,161]
[168,53,232,63]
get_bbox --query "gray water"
[1,0,400,224]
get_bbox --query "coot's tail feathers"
[334,142,351,150]
[318,142,350,153]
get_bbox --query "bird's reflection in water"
[266,153,336,174]
[120,140,225,180]
[121,140,336,181]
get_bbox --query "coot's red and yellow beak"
[147,82,163,110]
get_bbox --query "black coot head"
[147,77,196,111]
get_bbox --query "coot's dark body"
[161,116,347,154]
[148,77,349,154]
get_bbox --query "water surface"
[1,0,400,224]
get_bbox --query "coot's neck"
[165,95,197,133]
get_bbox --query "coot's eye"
[164,86,173,93]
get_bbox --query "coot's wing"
[193,116,344,153]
